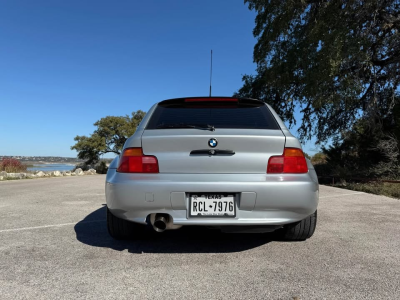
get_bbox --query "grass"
[0,167,28,173]
[333,182,400,199]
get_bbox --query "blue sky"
[0,0,319,157]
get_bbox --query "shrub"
[72,161,108,174]
[95,161,108,174]
[311,152,327,165]
[0,158,27,173]
[73,163,90,172]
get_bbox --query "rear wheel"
[107,207,147,240]
[277,210,317,241]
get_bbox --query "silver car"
[106,97,318,241]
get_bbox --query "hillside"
[0,156,84,164]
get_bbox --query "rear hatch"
[141,97,286,174]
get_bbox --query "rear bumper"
[105,169,319,226]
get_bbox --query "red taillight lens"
[117,148,159,173]
[267,157,284,173]
[185,97,238,102]
[267,148,308,174]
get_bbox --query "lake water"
[27,164,76,172]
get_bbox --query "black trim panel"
[190,149,235,156]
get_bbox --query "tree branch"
[372,55,400,67]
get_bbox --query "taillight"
[185,97,238,102]
[117,148,159,173]
[267,148,308,174]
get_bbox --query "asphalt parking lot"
[0,176,399,299]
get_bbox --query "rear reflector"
[117,148,159,173]
[185,98,238,102]
[267,148,308,174]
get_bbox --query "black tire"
[277,210,317,241]
[107,207,146,240]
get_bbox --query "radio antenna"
[209,50,213,97]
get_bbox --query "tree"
[236,0,400,144]
[71,110,146,164]
[311,153,327,165]
[320,115,400,178]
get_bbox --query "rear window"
[146,102,280,130]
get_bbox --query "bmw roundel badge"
[208,138,218,148]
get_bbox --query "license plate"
[189,194,235,217]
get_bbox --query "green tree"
[236,0,400,143]
[71,110,146,164]
[321,115,400,178]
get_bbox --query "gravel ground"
[0,176,399,299]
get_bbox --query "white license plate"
[189,194,235,217]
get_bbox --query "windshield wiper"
[155,123,215,131]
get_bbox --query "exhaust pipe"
[153,215,168,233]
[149,213,181,232]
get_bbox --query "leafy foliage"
[71,111,146,164]
[310,153,327,165]
[95,161,109,174]
[313,113,400,179]
[236,0,400,143]
[0,158,27,173]
[72,161,109,174]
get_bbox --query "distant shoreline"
[1,156,112,166]
[24,162,78,166]
[1,156,85,165]
[23,161,80,166]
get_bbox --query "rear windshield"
[146,102,280,130]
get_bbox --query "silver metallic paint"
[106,100,319,227]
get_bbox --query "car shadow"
[74,206,273,254]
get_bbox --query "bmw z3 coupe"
[106,97,319,241]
